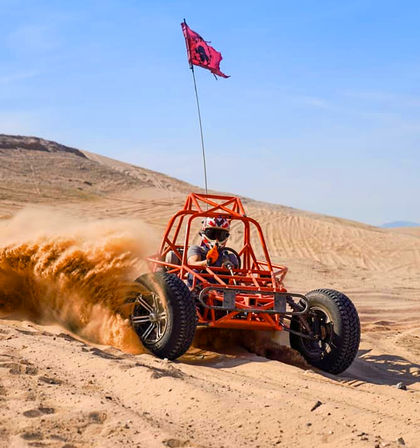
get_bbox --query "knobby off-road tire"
[131,272,197,360]
[290,289,360,374]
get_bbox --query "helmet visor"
[203,228,230,241]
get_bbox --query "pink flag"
[181,22,229,78]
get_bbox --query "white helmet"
[200,216,230,249]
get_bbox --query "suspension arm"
[197,287,309,315]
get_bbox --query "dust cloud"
[0,208,158,353]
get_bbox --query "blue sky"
[1,0,419,225]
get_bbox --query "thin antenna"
[190,65,208,194]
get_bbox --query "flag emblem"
[181,22,229,79]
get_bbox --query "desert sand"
[0,136,419,448]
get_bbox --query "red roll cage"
[146,193,291,330]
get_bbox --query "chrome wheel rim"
[131,293,168,344]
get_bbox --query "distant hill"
[0,134,387,231]
[381,221,420,228]
[0,134,87,158]
[0,134,194,209]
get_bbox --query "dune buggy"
[130,193,360,374]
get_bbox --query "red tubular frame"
[146,193,289,331]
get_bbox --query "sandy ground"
[0,142,419,447]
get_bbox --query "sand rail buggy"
[130,193,360,374]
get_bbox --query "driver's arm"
[187,254,208,268]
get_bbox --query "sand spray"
[0,208,158,353]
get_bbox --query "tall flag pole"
[181,19,229,194]
[191,66,208,194]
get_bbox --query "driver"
[187,216,239,269]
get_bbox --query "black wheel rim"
[131,292,168,344]
[299,306,334,360]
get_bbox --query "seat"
[165,248,184,266]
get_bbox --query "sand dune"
[388,226,420,237]
[0,136,419,448]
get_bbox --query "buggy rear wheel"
[131,272,197,360]
[290,289,360,374]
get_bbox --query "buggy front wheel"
[289,289,360,374]
[131,272,197,360]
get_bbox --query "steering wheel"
[221,247,241,269]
